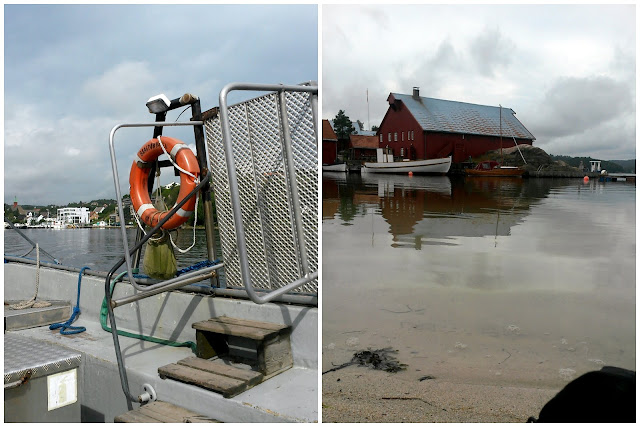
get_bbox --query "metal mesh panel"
[205,90,318,295]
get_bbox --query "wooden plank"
[137,401,220,423]
[260,334,293,377]
[192,319,280,341]
[158,363,249,398]
[135,407,179,423]
[115,401,220,423]
[212,316,290,332]
[114,411,160,423]
[177,357,263,385]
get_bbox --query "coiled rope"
[9,244,52,310]
[49,266,89,335]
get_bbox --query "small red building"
[349,134,378,161]
[377,88,535,163]
[322,119,339,165]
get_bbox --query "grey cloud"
[469,27,515,77]
[531,76,634,140]
[397,39,460,96]
[5,4,317,205]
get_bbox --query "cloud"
[4,4,317,205]
[322,5,635,160]
[82,61,159,116]
[469,27,516,77]
[531,76,635,139]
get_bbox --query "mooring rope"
[9,244,52,310]
[49,266,89,335]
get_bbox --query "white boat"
[322,162,347,172]
[4,82,318,423]
[363,148,451,174]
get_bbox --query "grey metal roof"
[391,93,535,140]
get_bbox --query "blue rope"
[50,266,90,335]
[176,259,220,276]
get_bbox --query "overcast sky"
[4,4,318,205]
[323,4,636,161]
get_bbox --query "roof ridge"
[393,92,510,110]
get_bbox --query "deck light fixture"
[146,94,171,114]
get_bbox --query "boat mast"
[499,104,503,163]
[367,89,370,131]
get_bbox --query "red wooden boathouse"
[322,119,339,165]
[377,88,535,163]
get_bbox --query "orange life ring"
[129,136,200,230]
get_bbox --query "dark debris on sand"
[323,347,407,375]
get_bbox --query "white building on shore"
[57,207,90,225]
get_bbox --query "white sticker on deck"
[47,368,78,411]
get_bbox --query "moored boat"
[466,160,525,177]
[363,148,451,174]
[322,162,347,172]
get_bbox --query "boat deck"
[4,263,318,423]
[6,319,317,422]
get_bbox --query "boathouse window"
[402,131,404,141]
[394,132,397,142]
[388,132,391,142]
[400,147,405,157]
[379,134,383,143]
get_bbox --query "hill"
[472,146,635,176]
[608,159,636,173]
[549,155,628,173]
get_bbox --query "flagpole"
[367,89,370,131]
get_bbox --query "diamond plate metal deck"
[4,334,82,384]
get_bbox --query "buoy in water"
[583,176,589,183]
[408,171,413,177]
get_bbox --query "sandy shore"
[322,367,559,422]
[321,285,634,423]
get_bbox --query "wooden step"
[192,316,293,378]
[114,401,220,423]
[158,357,263,398]
[192,316,289,341]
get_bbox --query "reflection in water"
[322,172,635,390]
[324,174,556,248]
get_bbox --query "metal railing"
[4,220,60,264]
[205,82,318,304]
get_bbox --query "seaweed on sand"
[323,347,407,374]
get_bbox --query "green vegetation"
[549,155,635,173]
[608,159,636,172]
[332,110,355,140]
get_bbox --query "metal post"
[278,90,310,276]
[191,99,219,287]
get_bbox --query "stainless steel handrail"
[217,82,319,304]
[111,263,224,308]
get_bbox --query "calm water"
[322,173,635,387]
[4,228,215,274]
